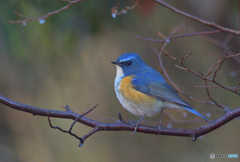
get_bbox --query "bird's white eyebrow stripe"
[119,56,134,62]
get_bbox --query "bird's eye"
[127,61,132,65]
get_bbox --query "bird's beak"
[111,61,117,65]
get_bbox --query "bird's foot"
[129,115,146,135]
[157,125,162,134]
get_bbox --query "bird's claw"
[130,123,139,135]
[157,125,162,135]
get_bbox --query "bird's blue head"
[111,52,147,76]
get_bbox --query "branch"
[132,30,221,43]
[9,0,84,25]
[239,0,240,30]
[111,0,139,18]
[48,104,99,147]
[1,94,240,144]
[154,49,220,107]
[158,49,240,97]
[154,0,240,35]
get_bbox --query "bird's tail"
[183,106,209,122]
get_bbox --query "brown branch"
[154,0,240,35]
[48,104,99,146]
[195,85,240,91]
[1,94,240,143]
[203,80,225,109]
[199,35,240,64]
[9,0,84,24]
[111,0,139,18]
[154,49,220,106]
[159,49,240,96]
[234,82,240,92]
[131,30,221,43]
[213,49,229,81]
[239,0,240,30]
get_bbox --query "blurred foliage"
[0,0,240,161]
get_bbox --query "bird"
[111,52,209,130]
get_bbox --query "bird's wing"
[132,76,193,108]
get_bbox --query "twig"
[195,85,240,91]
[234,82,240,92]
[9,0,84,24]
[131,30,220,43]
[203,80,225,109]
[239,0,240,30]
[48,104,99,146]
[199,35,240,64]
[159,49,240,96]
[213,49,229,81]
[154,0,240,35]
[111,0,139,18]
[154,49,219,106]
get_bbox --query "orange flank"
[119,75,156,104]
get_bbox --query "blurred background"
[0,0,240,161]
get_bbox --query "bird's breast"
[114,74,162,117]
[119,75,155,104]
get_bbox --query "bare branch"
[111,0,139,18]
[213,49,230,81]
[154,49,220,106]
[9,0,84,24]
[203,80,225,109]
[1,94,240,143]
[239,0,240,30]
[132,30,220,43]
[234,82,240,92]
[48,104,99,146]
[158,49,240,96]
[195,85,240,91]
[154,0,240,35]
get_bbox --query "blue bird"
[112,52,209,127]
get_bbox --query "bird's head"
[111,52,146,76]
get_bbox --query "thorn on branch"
[118,113,126,123]
[65,105,71,111]
[224,107,232,114]
[192,135,196,141]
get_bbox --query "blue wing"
[132,75,192,108]
[132,75,209,122]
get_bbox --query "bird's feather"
[132,75,192,108]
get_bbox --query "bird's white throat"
[114,65,124,88]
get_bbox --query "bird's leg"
[130,114,146,135]
[157,108,164,134]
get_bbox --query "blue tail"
[183,106,209,122]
